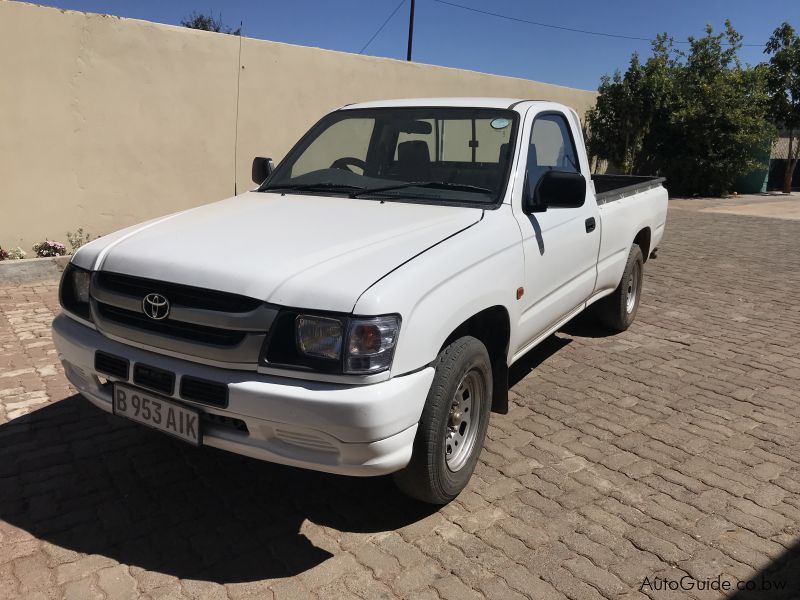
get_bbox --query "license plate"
[113,383,201,446]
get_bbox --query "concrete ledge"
[0,256,70,286]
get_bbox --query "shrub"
[180,11,241,35]
[33,240,67,258]
[1,246,28,260]
[66,228,91,253]
[586,22,776,196]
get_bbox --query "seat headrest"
[398,141,431,164]
[396,140,432,181]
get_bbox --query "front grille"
[96,272,262,313]
[95,351,129,379]
[89,272,275,365]
[180,376,228,408]
[97,304,246,347]
[133,363,175,395]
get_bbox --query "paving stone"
[0,540,40,565]
[97,565,139,599]
[390,561,446,597]
[432,574,484,600]
[298,552,361,590]
[343,569,395,599]
[313,576,361,600]
[55,555,117,585]
[270,579,313,600]
[62,576,103,600]
[562,555,628,597]
[13,552,53,592]
[224,580,275,600]
[0,563,18,599]
[177,579,223,600]
[373,532,427,568]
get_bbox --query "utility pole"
[406,0,415,61]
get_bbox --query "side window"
[527,114,580,194]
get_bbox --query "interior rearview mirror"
[523,170,586,214]
[397,120,433,134]
[252,157,274,185]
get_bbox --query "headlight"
[59,264,92,321]
[295,315,343,360]
[292,313,400,375]
[345,315,400,374]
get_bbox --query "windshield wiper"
[350,181,494,198]
[263,180,495,200]
[262,182,367,194]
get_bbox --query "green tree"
[663,22,774,196]
[180,11,241,35]
[587,35,674,174]
[587,22,775,196]
[765,23,800,193]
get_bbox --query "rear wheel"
[393,336,492,505]
[595,244,644,331]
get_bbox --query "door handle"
[585,217,596,233]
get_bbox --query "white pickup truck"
[53,98,667,504]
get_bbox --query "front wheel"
[393,336,492,505]
[595,244,644,331]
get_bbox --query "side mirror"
[523,170,586,214]
[252,157,274,185]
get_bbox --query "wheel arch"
[633,227,652,262]
[437,305,511,415]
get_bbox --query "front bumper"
[52,314,434,476]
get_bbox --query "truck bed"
[592,174,666,204]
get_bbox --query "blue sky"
[29,0,797,90]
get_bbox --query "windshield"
[262,107,519,206]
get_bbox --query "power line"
[431,0,763,47]
[359,0,407,54]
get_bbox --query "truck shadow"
[508,334,572,388]
[725,537,800,599]
[558,309,615,338]
[508,308,618,389]
[0,395,437,583]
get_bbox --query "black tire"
[393,336,493,505]
[595,244,644,332]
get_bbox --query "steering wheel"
[330,157,367,173]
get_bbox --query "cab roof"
[341,97,543,110]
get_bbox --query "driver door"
[511,111,600,357]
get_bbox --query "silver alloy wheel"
[445,369,484,472]
[626,260,641,313]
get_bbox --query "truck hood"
[77,191,482,312]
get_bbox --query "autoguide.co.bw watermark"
[640,574,787,593]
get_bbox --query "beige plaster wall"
[0,1,596,252]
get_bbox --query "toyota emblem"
[142,293,170,320]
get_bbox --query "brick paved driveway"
[1,200,799,599]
